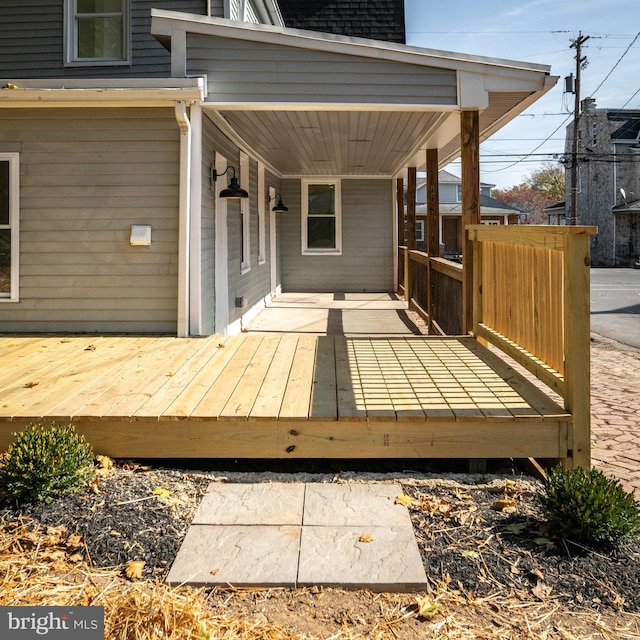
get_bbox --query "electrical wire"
[591,31,640,97]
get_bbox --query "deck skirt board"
[0,335,571,459]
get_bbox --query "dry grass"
[1,517,640,639]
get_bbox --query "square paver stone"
[193,483,305,525]
[303,483,409,526]
[297,525,428,591]
[167,525,301,587]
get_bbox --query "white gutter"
[175,101,192,338]
[189,102,203,335]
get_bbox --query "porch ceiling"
[212,109,450,176]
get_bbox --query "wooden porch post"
[396,177,404,294]
[406,167,417,304]
[461,110,480,334]
[563,230,592,469]
[426,149,439,334]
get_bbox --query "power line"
[591,31,640,97]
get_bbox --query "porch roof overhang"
[152,10,557,178]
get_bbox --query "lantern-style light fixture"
[270,193,288,212]
[211,165,249,199]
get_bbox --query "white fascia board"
[151,10,552,82]
[0,78,205,107]
[206,102,459,112]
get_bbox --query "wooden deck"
[0,334,571,460]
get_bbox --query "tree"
[492,163,565,224]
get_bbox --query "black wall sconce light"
[269,193,289,212]
[211,165,249,199]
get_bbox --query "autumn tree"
[492,163,565,224]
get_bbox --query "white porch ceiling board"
[217,110,444,176]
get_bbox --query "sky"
[404,0,640,190]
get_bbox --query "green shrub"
[537,466,640,548]
[0,422,95,504]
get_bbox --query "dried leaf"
[60,338,71,343]
[395,494,419,508]
[415,594,439,619]
[24,381,39,388]
[85,344,96,351]
[125,560,145,580]
[153,487,180,506]
[532,580,552,600]
[462,550,479,559]
[503,522,527,535]
[66,534,84,551]
[359,534,374,543]
[504,479,519,496]
[492,498,518,512]
[96,455,114,470]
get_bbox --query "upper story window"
[65,0,131,66]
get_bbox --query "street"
[590,268,640,349]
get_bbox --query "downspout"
[175,101,191,338]
[189,103,203,335]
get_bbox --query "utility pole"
[568,32,589,226]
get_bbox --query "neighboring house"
[562,98,640,266]
[0,1,556,336]
[408,170,521,255]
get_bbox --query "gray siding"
[202,113,277,331]
[0,107,180,333]
[280,179,394,292]
[0,0,207,79]
[187,36,458,105]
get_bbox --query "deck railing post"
[461,110,480,334]
[404,247,411,305]
[469,228,484,342]
[563,230,592,469]
[426,149,439,334]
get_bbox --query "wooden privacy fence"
[467,224,597,469]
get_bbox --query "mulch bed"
[1,460,640,639]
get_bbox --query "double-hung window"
[65,0,130,66]
[0,154,19,301]
[302,180,342,254]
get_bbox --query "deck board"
[0,334,571,460]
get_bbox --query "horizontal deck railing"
[467,224,597,468]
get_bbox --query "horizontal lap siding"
[0,1,207,78]
[281,179,394,292]
[0,108,180,333]
[188,36,458,105]
[202,114,276,331]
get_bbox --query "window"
[65,0,130,66]
[0,153,19,301]
[302,180,342,254]
[240,151,251,273]
[456,184,462,203]
[403,220,424,243]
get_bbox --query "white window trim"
[415,220,424,243]
[0,153,19,302]
[240,151,251,274]
[64,0,131,67]
[257,163,266,265]
[301,179,342,255]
